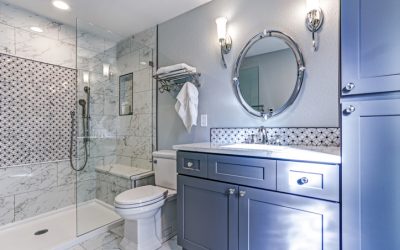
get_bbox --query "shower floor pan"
[0,199,121,250]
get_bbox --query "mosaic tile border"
[210,127,340,146]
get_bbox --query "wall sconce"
[83,71,90,83]
[215,17,232,68]
[103,63,111,78]
[305,0,324,51]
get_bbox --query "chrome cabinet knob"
[187,161,193,167]
[344,105,356,114]
[344,82,355,92]
[239,190,246,197]
[227,188,236,195]
[297,177,309,185]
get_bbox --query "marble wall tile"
[77,179,96,203]
[136,113,153,137]
[0,23,14,54]
[116,114,139,136]
[90,138,117,157]
[116,37,132,59]
[104,95,118,116]
[115,155,132,166]
[132,90,152,114]
[131,158,152,171]
[0,2,61,41]
[132,27,156,51]
[139,47,153,70]
[117,50,140,75]
[77,156,104,182]
[133,68,152,92]
[0,196,14,226]
[116,136,152,160]
[14,183,75,221]
[0,163,57,197]
[57,160,75,186]
[90,115,117,138]
[90,93,105,116]
[15,29,76,68]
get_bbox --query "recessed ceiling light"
[52,0,70,10]
[30,26,43,33]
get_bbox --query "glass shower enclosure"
[74,19,156,236]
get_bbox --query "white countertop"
[173,142,341,164]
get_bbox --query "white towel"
[175,82,199,132]
[157,63,196,75]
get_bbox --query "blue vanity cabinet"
[177,175,239,250]
[341,0,400,95]
[177,151,340,250]
[342,97,400,250]
[238,186,340,250]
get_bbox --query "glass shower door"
[75,19,156,236]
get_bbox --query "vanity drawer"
[277,161,339,201]
[208,154,277,190]
[177,151,207,178]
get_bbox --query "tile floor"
[68,225,181,250]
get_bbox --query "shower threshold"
[0,199,122,250]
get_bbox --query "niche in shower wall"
[0,53,76,167]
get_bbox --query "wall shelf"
[153,69,201,93]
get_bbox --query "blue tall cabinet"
[341,0,400,249]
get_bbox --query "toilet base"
[119,209,163,250]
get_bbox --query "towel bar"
[153,68,201,93]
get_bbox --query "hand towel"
[175,82,199,132]
[157,63,197,75]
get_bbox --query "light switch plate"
[200,114,207,127]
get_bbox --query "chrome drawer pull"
[297,177,309,185]
[227,188,235,195]
[344,82,355,92]
[344,105,355,114]
[239,190,246,197]
[187,161,193,168]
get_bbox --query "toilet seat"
[114,185,168,209]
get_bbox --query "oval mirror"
[233,30,305,119]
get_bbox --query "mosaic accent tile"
[0,53,76,167]
[210,127,340,146]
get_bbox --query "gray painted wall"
[158,0,339,149]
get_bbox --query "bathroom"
[0,0,397,249]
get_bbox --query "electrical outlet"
[200,114,208,127]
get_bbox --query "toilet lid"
[115,185,168,205]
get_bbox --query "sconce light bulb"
[83,71,89,83]
[216,17,228,41]
[103,63,110,77]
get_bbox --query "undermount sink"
[220,143,285,152]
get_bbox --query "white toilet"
[114,150,177,250]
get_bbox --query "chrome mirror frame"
[233,30,306,119]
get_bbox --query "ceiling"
[3,0,212,37]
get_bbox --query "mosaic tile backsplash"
[0,53,76,167]
[210,127,340,146]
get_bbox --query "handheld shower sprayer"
[69,86,90,171]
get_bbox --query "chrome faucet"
[258,126,268,144]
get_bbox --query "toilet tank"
[152,150,177,190]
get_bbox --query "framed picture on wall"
[119,73,133,116]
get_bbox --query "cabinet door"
[238,186,339,250]
[177,175,238,250]
[342,98,400,250]
[341,0,400,95]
